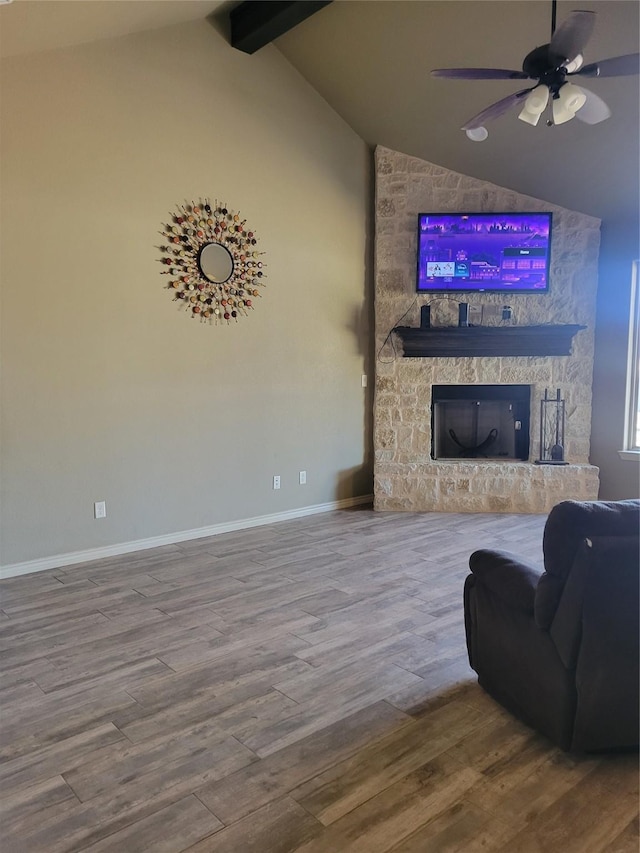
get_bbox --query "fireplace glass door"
[431,385,530,461]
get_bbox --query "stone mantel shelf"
[393,324,586,358]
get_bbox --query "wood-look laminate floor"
[1,508,638,852]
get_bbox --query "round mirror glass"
[198,242,234,283]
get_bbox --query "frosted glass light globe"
[465,126,489,142]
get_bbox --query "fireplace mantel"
[393,324,585,358]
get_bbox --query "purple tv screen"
[416,212,552,293]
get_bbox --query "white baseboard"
[0,495,373,580]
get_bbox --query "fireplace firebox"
[431,385,530,461]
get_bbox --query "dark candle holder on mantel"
[535,388,569,465]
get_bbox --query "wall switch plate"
[299,470,307,485]
[94,501,106,519]
[361,374,368,388]
[273,475,281,490]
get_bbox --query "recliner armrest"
[468,549,543,614]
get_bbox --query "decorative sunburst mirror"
[158,199,266,324]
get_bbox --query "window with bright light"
[621,261,640,457]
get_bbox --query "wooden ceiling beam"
[230,1,332,54]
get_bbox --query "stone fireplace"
[374,146,600,514]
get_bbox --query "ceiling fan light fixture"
[518,85,550,125]
[552,82,587,124]
[518,108,542,126]
[465,126,489,142]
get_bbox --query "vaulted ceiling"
[274,1,640,224]
[2,0,638,223]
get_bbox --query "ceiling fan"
[431,0,639,141]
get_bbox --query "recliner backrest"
[572,534,640,750]
[534,499,640,630]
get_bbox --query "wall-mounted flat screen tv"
[416,212,552,293]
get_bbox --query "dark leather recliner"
[464,499,640,751]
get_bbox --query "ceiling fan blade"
[549,10,595,62]
[461,88,533,130]
[574,87,611,124]
[575,53,640,78]
[431,68,530,80]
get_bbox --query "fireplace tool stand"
[535,388,568,465]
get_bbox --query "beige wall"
[0,20,372,567]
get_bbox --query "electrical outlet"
[94,501,106,519]
[273,475,281,490]
[299,470,307,485]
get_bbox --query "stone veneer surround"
[374,146,600,513]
